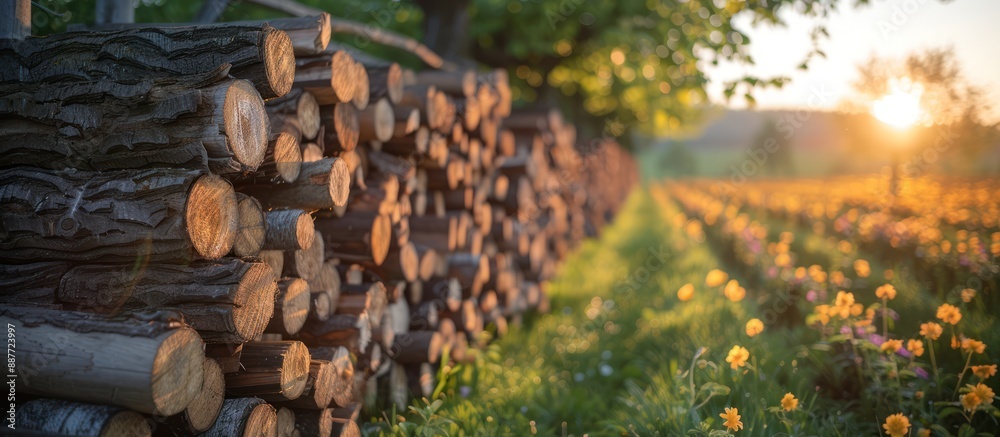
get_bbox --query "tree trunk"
[266,278,312,337]
[0,0,30,41]
[0,258,277,343]
[2,24,293,97]
[202,397,277,437]
[314,211,392,266]
[294,50,356,105]
[0,168,238,262]
[264,210,315,251]
[319,103,360,153]
[226,341,311,402]
[267,89,321,140]
[365,63,403,105]
[0,78,268,175]
[293,409,333,437]
[17,399,151,437]
[1,306,205,416]
[237,158,350,210]
[357,98,395,142]
[390,331,442,364]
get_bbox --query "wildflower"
[971,383,995,407]
[833,291,855,319]
[830,271,845,286]
[814,305,831,325]
[677,283,695,301]
[919,322,943,340]
[876,284,897,300]
[850,303,863,317]
[745,318,764,337]
[961,338,986,354]
[780,393,798,412]
[907,339,924,357]
[706,269,729,287]
[854,259,871,278]
[882,413,910,437]
[971,365,997,379]
[951,335,961,350]
[724,280,746,302]
[881,339,903,354]
[720,407,743,432]
[726,345,750,370]
[916,429,930,437]
[960,288,976,303]
[961,392,982,411]
[936,303,962,325]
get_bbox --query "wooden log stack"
[1,9,634,437]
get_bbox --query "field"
[367,175,1000,436]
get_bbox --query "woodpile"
[1,9,634,437]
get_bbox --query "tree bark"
[0,168,238,262]
[1,24,294,98]
[319,103,359,153]
[266,277,312,337]
[202,397,277,437]
[390,331,442,364]
[294,50,356,105]
[293,409,333,437]
[0,0,30,41]
[0,77,268,175]
[267,89,321,140]
[1,306,205,416]
[17,399,151,437]
[358,98,394,142]
[283,229,324,280]
[314,211,392,266]
[0,258,277,343]
[264,210,315,251]
[366,63,403,105]
[238,158,350,210]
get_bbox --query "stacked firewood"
[0,12,634,437]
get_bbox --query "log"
[415,69,476,97]
[400,85,443,130]
[226,341,311,402]
[310,291,332,322]
[307,346,355,407]
[277,407,296,437]
[0,168,238,262]
[206,343,244,374]
[259,250,285,281]
[264,210,316,251]
[283,229,324,280]
[238,158,350,210]
[393,106,421,137]
[390,331,442,364]
[412,301,440,331]
[266,278,312,336]
[351,61,370,110]
[320,103,359,153]
[1,24,294,98]
[250,130,303,184]
[448,252,489,298]
[294,50,356,105]
[0,77,269,175]
[368,150,416,184]
[16,399,151,437]
[415,245,438,281]
[307,260,342,314]
[302,142,324,162]
[279,359,335,409]
[202,397,278,437]
[363,241,419,282]
[233,194,266,257]
[293,409,333,437]
[380,126,429,157]
[357,98,394,142]
[315,212,392,266]
[1,306,204,416]
[267,89,321,140]
[0,258,277,343]
[409,215,458,253]
[423,278,462,312]
[180,358,226,433]
[299,313,371,354]
[365,63,403,105]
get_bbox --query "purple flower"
[767,267,778,278]
[869,334,885,346]
[915,367,929,379]
[897,347,912,359]
[460,386,471,398]
[806,290,818,302]
[840,325,853,336]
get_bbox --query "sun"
[871,78,924,129]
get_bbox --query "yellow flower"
[936,303,962,325]
[971,383,995,407]
[726,345,750,370]
[724,280,746,302]
[745,318,764,337]
[876,284,897,300]
[882,413,910,437]
[780,393,798,412]
[919,322,943,340]
[951,335,961,350]
[706,269,729,287]
[677,283,695,301]
[850,303,864,317]
[814,305,831,325]
[720,407,743,432]
[961,392,981,411]
[881,339,903,354]
[831,271,845,286]
[971,365,997,379]
[960,288,976,303]
[835,290,854,307]
[907,339,924,357]
[854,259,871,278]
[961,338,986,354]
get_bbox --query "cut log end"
[399,242,419,282]
[387,63,404,104]
[372,98,395,142]
[264,210,315,251]
[333,102,360,152]
[298,92,322,140]
[224,80,270,171]
[187,174,239,260]
[151,327,205,417]
[274,131,304,183]
[281,278,313,336]
[329,157,351,207]
[370,214,392,266]
[330,51,357,103]
[233,194,266,257]
[245,403,279,437]
[185,359,226,433]
[352,62,370,110]
[281,341,312,400]
[232,262,278,342]
[263,28,296,98]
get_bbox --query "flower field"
[372,175,999,436]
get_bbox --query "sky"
[704,0,1000,122]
